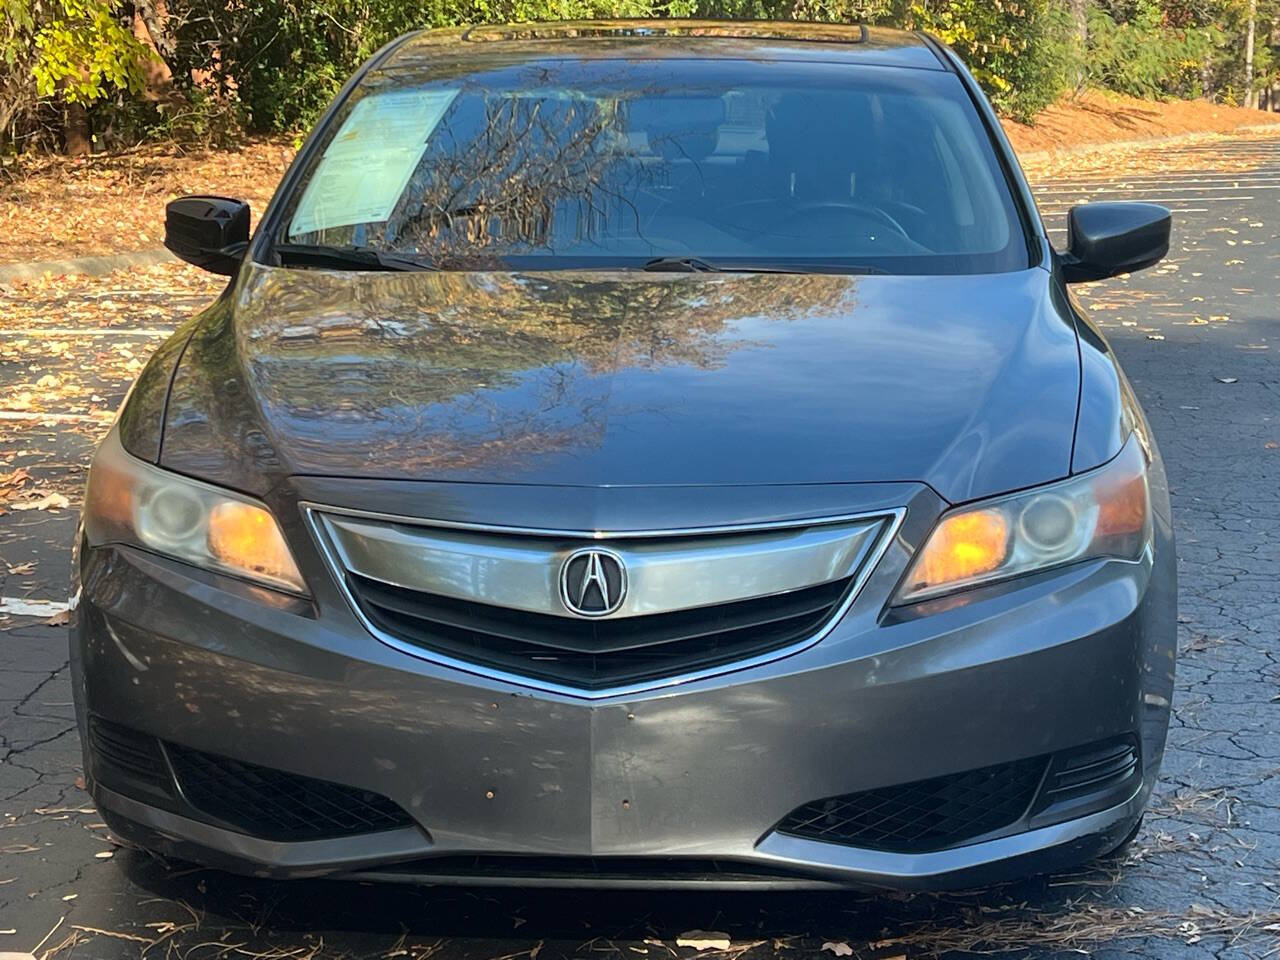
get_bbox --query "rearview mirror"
[164,196,250,276]
[1061,202,1170,284]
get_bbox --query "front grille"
[348,573,854,689]
[165,743,413,842]
[777,756,1048,854]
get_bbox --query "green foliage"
[1086,0,1221,98]
[906,0,1074,119]
[1,0,155,151]
[2,0,1278,153]
[31,0,154,103]
[181,0,1075,131]
[171,0,693,133]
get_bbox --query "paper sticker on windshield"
[288,89,459,238]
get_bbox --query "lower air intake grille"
[1036,736,1140,811]
[165,744,414,842]
[777,756,1048,854]
[88,717,174,799]
[349,574,855,689]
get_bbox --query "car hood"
[160,261,1080,504]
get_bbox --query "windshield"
[276,57,1029,274]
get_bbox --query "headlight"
[84,428,306,594]
[895,432,1150,604]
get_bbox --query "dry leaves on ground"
[0,261,220,432]
[0,138,294,264]
[1019,126,1280,180]
[0,467,69,514]
[0,262,222,507]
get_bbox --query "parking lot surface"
[1,135,1279,959]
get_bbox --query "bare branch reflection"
[161,265,858,484]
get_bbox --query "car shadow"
[115,847,1122,955]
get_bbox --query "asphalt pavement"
[1,136,1278,959]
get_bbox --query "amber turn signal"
[208,501,305,592]
[906,509,1009,596]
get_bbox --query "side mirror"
[1061,202,1171,284]
[164,196,250,276]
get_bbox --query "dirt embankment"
[1003,88,1280,157]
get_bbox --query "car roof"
[379,20,947,73]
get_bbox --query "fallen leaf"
[821,943,853,957]
[0,468,30,502]
[5,562,35,575]
[12,492,70,511]
[676,932,731,951]
[46,610,70,627]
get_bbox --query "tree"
[1070,0,1090,88]
[1244,0,1257,105]
[1,0,154,153]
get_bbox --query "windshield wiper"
[641,257,886,275]
[642,257,723,273]
[274,244,438,272]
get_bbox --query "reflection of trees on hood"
[166,265,860,482]
[241,266,857,378]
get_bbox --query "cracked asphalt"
[1,135,1278,959]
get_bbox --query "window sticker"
[288,89,460,237]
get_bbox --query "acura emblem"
[560,548,627,617]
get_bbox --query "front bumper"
[71,491,1175,890]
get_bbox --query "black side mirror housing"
[1061,202,1171,284]
[164,196,250,276]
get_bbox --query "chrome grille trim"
[317,512,884,620]
[303,503,905,699]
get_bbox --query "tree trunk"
[132,7,175,101]
[1244,0,1257,109]
[1070,0,1088,89]
[63,101,90,156]
[134,0,175,60]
